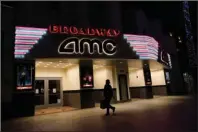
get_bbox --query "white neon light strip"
[124,34,159,60]
[16,34,43,38]
[16,31,46,35]
[15,50,29,52]
[14,26,47,58]
[16,26,48,31]
[15,55,25,58]
[16,29,47,33]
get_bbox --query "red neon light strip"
[15,42,36,45]
[130,41,158,47]
[15,45,32,48]
[17,86,32,90]
[15,47,32,50]
[15,39,38,43]
[15,36,41,40]
[15,45,33,47]
[16,26,47,31]
[131,44,158,49]
[14,52,27,55]
[129,41,158,45]
[133,46,147,48]
[135,51,149,53]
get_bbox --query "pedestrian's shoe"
[105,113,110,116]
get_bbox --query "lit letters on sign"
[58,37,117,56]
[49,25,120,37]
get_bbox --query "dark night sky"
[121,2,196,36]
[2,1,197,40]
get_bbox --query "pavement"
[1,96,197,132]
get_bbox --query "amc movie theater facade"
[13,24,172,116]
[2,2,176,118]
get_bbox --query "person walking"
[104,79,115,116]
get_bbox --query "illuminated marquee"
[123,34,159,60]
[49,25,120,56]
[14,26,47,59]
[58,37,117,56]
[49,25,120,37]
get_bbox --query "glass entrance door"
[35,77,62,108]
[35,80,45,105]
[48,79,61,105]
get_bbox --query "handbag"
[100,100,106,109]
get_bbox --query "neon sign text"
[49,25,120,37]
[58,37,117,56]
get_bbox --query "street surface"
[2,96,197,132]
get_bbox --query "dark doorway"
[118,74,129,101]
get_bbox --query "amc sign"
[58,37,117,56]
[49,25,119,56]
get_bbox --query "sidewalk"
[2,96,197,132]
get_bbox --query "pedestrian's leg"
[106,99,110,116]
[109,98,115,114]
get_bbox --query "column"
[164,69,172,95]
[79,60,95,108]
[141,60,153,99]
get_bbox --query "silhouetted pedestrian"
[104,79,115,116]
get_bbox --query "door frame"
[35,77,63,109]
[118,74,129,101]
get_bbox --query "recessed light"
[49,62,52,64]
[44,66,48,68]
[59,61,62,63]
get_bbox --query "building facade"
[2,2,179,119]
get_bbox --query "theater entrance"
[34,77,63,108]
